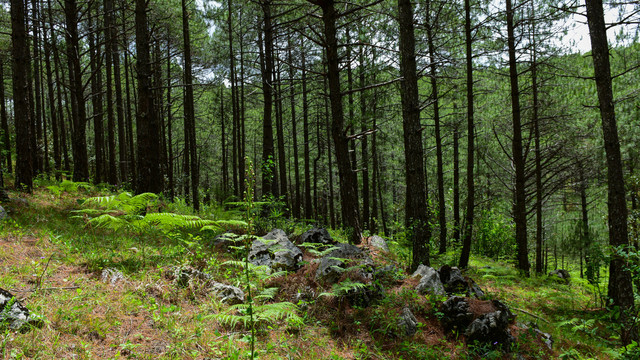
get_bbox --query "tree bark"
[135,0,162,194]
[506,0,530,275]
[458,0,475,268]
[398,0,430,268]
[260,0,276,198]
[585,0,635,345]
[11,0,33,191]
[0,61,12,175]
[182,0,199,211]
[317,0,362,243]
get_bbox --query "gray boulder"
[316,243,373,284]
[397,307,418,337]
[412,264,431,278]
[0,205,6,221]
[548,269,570,284]
[0,288,41,331]
[210,282,245,305]
[299,228,335,247]
[248,229,303,271]
[369,235,389,252]
[415,266,446,296]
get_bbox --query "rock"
[440,296,473,331]
[464,310,514,347]
[439,265,468,294]
[414,266,446,296]
[0,205,6,221]
[397,307,418,337]
[412,264,431,278]
[316,243,373,284]
[548,269,570,284]
[210,282,245,305]
[492,300,516,323]
[467,278,486,299]
[534,328,553,350]
[0,288,41,331]
[101,268,125,286]
[299,228,336,247]
[171,266,211,288]
[369,235,389,252]
[248,229,303,271]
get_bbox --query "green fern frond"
[82,195,118,208]
[256,287,279,301]
[87,214,131,231]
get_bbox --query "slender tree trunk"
[65,0,90,182]
[123,18,136,184]
[288,34,301,219]
[585,0,635,344]
[167,38,175,200]
[260,0,276,198]
[506,0,530,275]
[89,11,105,183]
[532,17,543,274]
[398,0,430,268]
[318,0,361,243]
[221,86,228,194]
[31,0,44,175]
[0,61,12,175]
[459,0,475,268]
[113,13,127,185]
[359,42,370,230]
[183,0,199,210]
[135,0,162,194]
[453,107,460,243]
[103,0,118,184]
[426,2,447,253]
[11,0,33,190]
[302,40,312,220]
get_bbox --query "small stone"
[170,266,211,288]
[210,282,245,305]
[397,307,418,337]
[439,265,468,294]
[369,235,389,252]
[0,205,6,221]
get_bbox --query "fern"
[87,214,131,231]
[319,278,368,298]
[211,301,301,329]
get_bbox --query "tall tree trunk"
[452,110,460,243]
[288,33,301,219]
[89,11,105,183]
[318,0,362,243]
[113,9,127,185]
[123,16,136,184]
[220,86,228,194]
[506,0,530,275]
[426,1,447,253]
[0,61,12,175]
[260,0,276,198]
[398,0,430,268]
[275,58,288,207]
[65,0,90,182]
[531,13,543,274]
[459,0,475,268]
[31,0,44,175]
[302,39,312,220]
[585,0,635,344]
[182,0,199,210]
[11,0,33,190]
[103,0,118,184]
[167,37,175,200]
[359,42,370,230]
[135,0,162,193]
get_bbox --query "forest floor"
[0,183,629,359]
